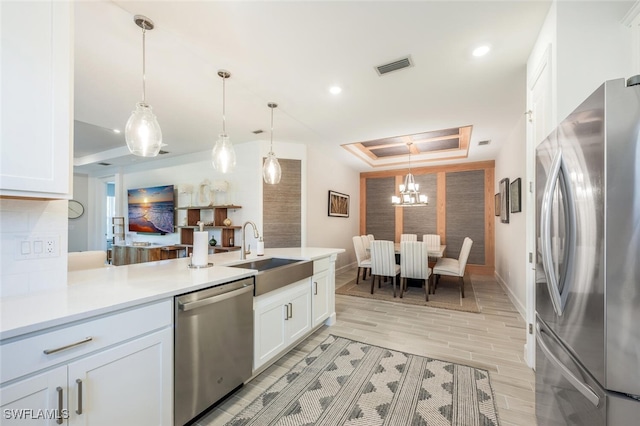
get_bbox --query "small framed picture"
[510,178,522,213]
[494,193,501,216]
[499,178,509,224]
[328,190,349,217]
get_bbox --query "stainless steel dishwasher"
[174,276,254,426]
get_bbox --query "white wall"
[68,173,89,252]
[494,116,528,316]
[555,1,634,122]
[0,199,68,297]
[306,144,360,271]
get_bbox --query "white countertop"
[0,247,343,341]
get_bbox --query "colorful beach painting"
[127,185,175,234]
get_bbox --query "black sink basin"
[229,257,313,296]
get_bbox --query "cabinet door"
[287,282,312,343]
[0,1,72,198]
[67,328,172,426]
[0,366,67,425]
[312,270,330,327]
[253,297,288,370]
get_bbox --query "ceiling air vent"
[478,140,491,146]
[97,162,112,166]
[375,56,413,76]
[158,150,169,155]
[252,129,264,134]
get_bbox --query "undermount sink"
[229,257,313,296]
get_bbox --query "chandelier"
[211,70,237,173]
[392,143,428,207]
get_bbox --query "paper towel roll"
[192,231,209,266]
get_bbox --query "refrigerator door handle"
[540,148,565,316]
[536,323,601,407]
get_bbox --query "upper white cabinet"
[0,0,73,199]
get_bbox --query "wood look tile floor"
[197,268,536,426]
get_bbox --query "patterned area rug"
[336,274,480,313]
[227,335,499,426]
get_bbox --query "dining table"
[393,242,446,259]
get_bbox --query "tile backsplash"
[0,199,68,297]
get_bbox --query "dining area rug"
[335,274,481,313]
[226,335,500,425]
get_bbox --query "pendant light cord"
[142,26,146,104]
[222,75,226,135]
[269,107,274,154]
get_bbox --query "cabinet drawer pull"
[76,379,83,414]
[43,337,93,355]
[56,387,63,425]
[314,281,318,295]
[284,304,289,320]
[288,302,293,318]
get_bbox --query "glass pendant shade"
[263,152,282,184]
[125,102,162,157]
[211,134,236,174]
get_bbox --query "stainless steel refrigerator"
[535,77,640,425]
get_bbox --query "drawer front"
[313,257,330,274]
[1,300,172,384]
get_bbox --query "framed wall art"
[510,178,522,213]
[499,178,509,224]
[494,193,501,216]
[328,190,350,217]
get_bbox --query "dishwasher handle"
[178,285,253,312]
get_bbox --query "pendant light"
[211,70,236,173]
[392,143,428,207]
[125,15,162,157]
[263,102,282,184]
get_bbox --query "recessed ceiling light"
[113,128,121,134]
[472,45,490,57]
[329,86,342,95]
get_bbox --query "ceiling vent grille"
[478,140,491,146]
[252,129,264,134]
[158,150,169,154]
[375,56,413,76]
[97,162,112,166]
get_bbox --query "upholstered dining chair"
[400,241,432,300]
[367,234,375,243]
[68,251,108,271]
[370,240,400,298]
[352,236,371,284]
[422,234,441,250]
[432,237,473,298]
[400,234,417,242]
[360,235,371,258]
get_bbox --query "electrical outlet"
[14,235,60,260]
[45,238,56,254]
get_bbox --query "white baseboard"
[336,261,357,275]
[494,272,526,320]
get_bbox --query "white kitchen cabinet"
[0,366,67,425]
[253,279,311,371]
[0,0,73,198]
[311,269,330,327]
[0,301,172,425]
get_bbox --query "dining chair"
[367,234,375,242]
[370,240,400,297]
[360,235,371,258]
[68,251,108,271]
[432,237,473,298]
[352,236,371,284]
[422,234,440,250]
[400,234,417,242]
[400,241,432,300]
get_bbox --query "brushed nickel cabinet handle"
[44,337,93,355]
[56,387,63,425]
[284,304,289,320]
[76,379,83,414]
[288,302,293,318]
[314,281,318,295]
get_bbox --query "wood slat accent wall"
[445,170,485,265]
[360,160,495,274]
[263,159,301,248]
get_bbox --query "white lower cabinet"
[311,269,330,327]
[0,301,173,425]
[253,279,311,371]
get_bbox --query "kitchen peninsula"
[0,247,343,425]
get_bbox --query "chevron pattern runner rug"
[227,335,499,426]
